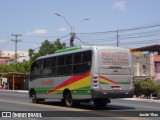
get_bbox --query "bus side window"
[30,63,36,80]
[82,51,91,63]
[74,53,82,64]
[73,51,92,74]
[51,57,57,76]
[36,60,42,77]
[43,58,52,76]
[58,56,65,65]
[65,55,72,65]
[57,56,65,75]
[30,60,42,80]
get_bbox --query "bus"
[29,45,134,107]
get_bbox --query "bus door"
[98,50,132,91]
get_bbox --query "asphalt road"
[0,90,160,120]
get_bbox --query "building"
[131,44,160,83]
[0,50,29,64]
[0,57,11,64]
[0,73,28,90]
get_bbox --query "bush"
[141,80,156,99]
[154,84,160,97]
[134,80,157,99]
[134,80,142,97]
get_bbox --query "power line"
[75,35,91,46]
[76,23,160,35]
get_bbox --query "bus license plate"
[112,86,121,90]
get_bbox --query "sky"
[0,0,160,51]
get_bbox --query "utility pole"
[55,13,89,47]
[70,32,75,47]
[11,34,22,63]
[117,30,119,47]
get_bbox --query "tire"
[93,99,107,108]
[64,91,73,107]
[31,92,39,103]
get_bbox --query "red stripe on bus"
[99,76,118,84]
[47,72,90,94]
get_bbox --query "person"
[1,83,4,89]
[3,82,8,90]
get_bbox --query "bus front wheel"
[31,92,39,103]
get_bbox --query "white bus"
[29,45,134,107]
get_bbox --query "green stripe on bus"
[55,45,82,53]
[100,81,131,84]
[35,87,53,94]
[35,87,53,90]
[76,86,91,90]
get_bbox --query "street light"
[55,13,73,32]
[55,13,89,47]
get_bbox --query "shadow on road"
[36,100,135,111]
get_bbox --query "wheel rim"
[65,92,72,106]
[32,94,36,102]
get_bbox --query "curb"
[122,98,160,103]
[0,90,28,93]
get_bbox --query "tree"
[0,61,30,74]
[38,40,55,56]
[29,39,66,62]
[0,39,66,74]
[28,49,35,63]
[53,39,66,50]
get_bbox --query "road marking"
[0,99,90,111]
[0,98,158,119]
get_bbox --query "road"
[0,90,159,120]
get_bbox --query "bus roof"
[36,45,129,60]
[55,45,82,53]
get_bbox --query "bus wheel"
[31,92,39,103]
[93,99,107,108]
[64,91,73,107]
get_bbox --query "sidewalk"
[0,89,28,93]
[122,97,160,103]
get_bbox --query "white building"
[0,50,29,64]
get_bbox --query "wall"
[132,53,155,80]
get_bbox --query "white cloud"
[26,29,48,36]
[58,27,68,32]
[0,39,6,43]
[113,0,126,11]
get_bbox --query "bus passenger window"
[82,51,91,63]
[74,53,82,64]
[58,56,65,65]
[65,55,72,65]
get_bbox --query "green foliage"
[0,39,66,74]
[154,84,160,97]
[134,80,157,98]
[141,80,156,98]
[0,61,30,74]
[29,39,66,63]
[134,80,142,97]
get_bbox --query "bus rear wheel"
[64,91,73,107]
[93,99,107,108]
